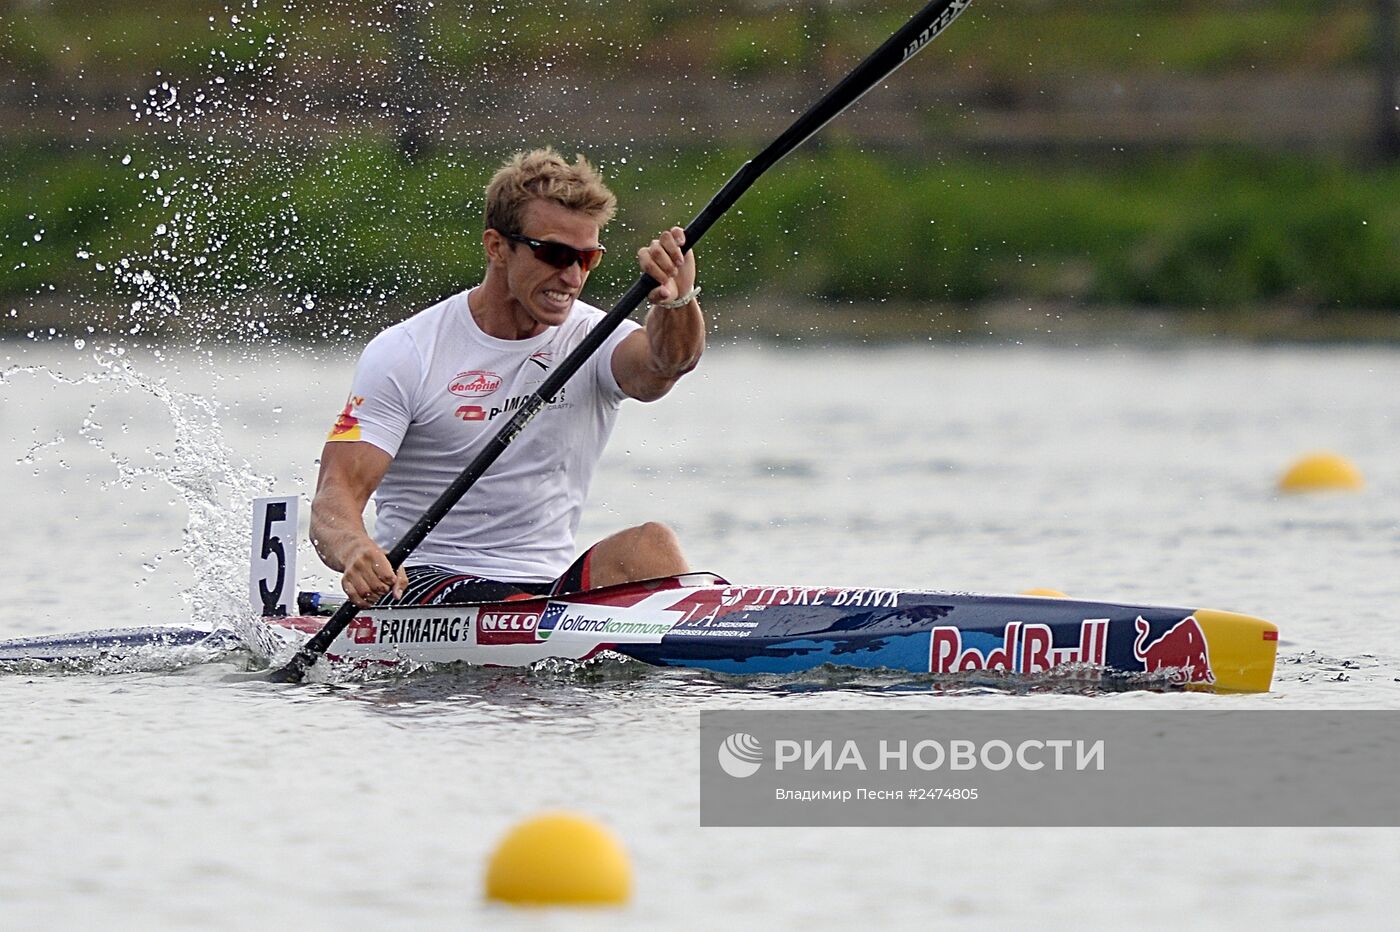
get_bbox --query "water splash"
[1,350,280,660]
[0,637,250,678]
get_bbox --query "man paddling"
[311,148,704,607]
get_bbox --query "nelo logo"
[717,732,764,778]
[477,609,542,645]
[449,370,502,398]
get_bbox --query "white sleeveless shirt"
[327,288,640,581]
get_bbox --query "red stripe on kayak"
[272,616,327,635]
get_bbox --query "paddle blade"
[268,651,314,683]
[268,598,362,682]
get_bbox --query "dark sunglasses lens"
[519,236,603,272]
[577,248,603,272]
[538,242,603,272]
[533,241,576,269]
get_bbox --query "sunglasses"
[499,231,606,273]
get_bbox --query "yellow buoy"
[1020,588,1069,598]
[1277,452,1364,493]
[485,811,632,906]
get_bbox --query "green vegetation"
[645,147,1400,309]
[0,0,1378,86]
[5,139,1398,331]
[3,0,1397,337]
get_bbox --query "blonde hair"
[484,147,617,234]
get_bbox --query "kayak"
[271,573,1277,692]
[0,572,1275,692]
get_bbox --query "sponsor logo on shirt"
[448,370,502,398]
[453,391,569,426]
[327,395,364,441]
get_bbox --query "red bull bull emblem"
[930,620,1108,675]
[1133,615,1214,685]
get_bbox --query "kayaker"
[310,147,704,607]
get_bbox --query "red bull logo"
[930,620,1108,675]
[1133,616,1214,685]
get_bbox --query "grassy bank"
[3,140,1399,340]
[2,1,1375,86]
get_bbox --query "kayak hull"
[275,574,1279,692]
[0,575,1278,692]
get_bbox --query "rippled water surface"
[2,337,1398,929]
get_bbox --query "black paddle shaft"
[270,0,973,683]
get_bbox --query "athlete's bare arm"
[310,441,409,606]
[613,226,705,402]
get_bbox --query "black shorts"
[376,547,596,607]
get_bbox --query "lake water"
[1,335,1398,928]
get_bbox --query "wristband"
[651,285,701,310]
